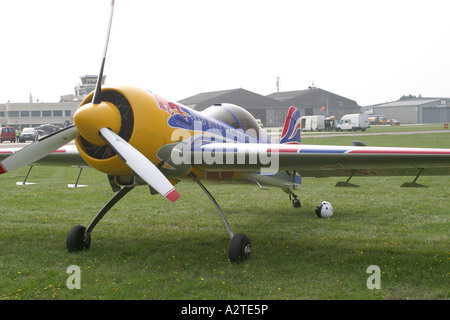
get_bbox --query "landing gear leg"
[189,173,251,262]
[66,186,134,252]
[289,193,301,208]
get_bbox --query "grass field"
[0,128,449,300]
[267,123,450,143]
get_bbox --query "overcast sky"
[1,0,449,106]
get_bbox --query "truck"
[300,115,325,131]
[336,113,370,131]
[368,115,388,125]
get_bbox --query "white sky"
[1,0,449,106]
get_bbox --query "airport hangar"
[178,86,360,127]
[363,98,450,124]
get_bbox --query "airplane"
[1,1,450,263]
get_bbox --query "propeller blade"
[98,127,180,202]
[0,125,78,174]
[92,0,115,105]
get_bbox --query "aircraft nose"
[74,101,121,146]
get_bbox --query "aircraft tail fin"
[280,106,301,144]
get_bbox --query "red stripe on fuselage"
[267,147,299,153]
[349,149,450,155]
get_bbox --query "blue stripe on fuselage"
[299,148,348,154]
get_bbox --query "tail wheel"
[228,233,251,262]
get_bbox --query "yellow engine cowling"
[74,86,170,176]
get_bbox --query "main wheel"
[228,233,251,262]
[66,225,91,252]
[292,198,301,208]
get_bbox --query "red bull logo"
[155,95,191,123]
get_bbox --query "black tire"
[228,233,251,262]
[66,225,90,252]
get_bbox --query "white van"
[300,115,325,131]
[337,114,370,131]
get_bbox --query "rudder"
[280,106,301,144]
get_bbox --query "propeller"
[0,0,180,203]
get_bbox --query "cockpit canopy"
[201,103,261,137]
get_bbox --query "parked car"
[19,128,38,142]
[389,119,400,126]
[0,127,16,143]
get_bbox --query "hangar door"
[423,107,450,123]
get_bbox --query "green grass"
[0,129,449,300]
[268,123,450,143]
[301,131,450,148]
[303,123,449,135]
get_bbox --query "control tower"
[75,75,106,99]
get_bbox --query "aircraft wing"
[186,143,450,178]
[0,144,86,168]
[2,141,450,179]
